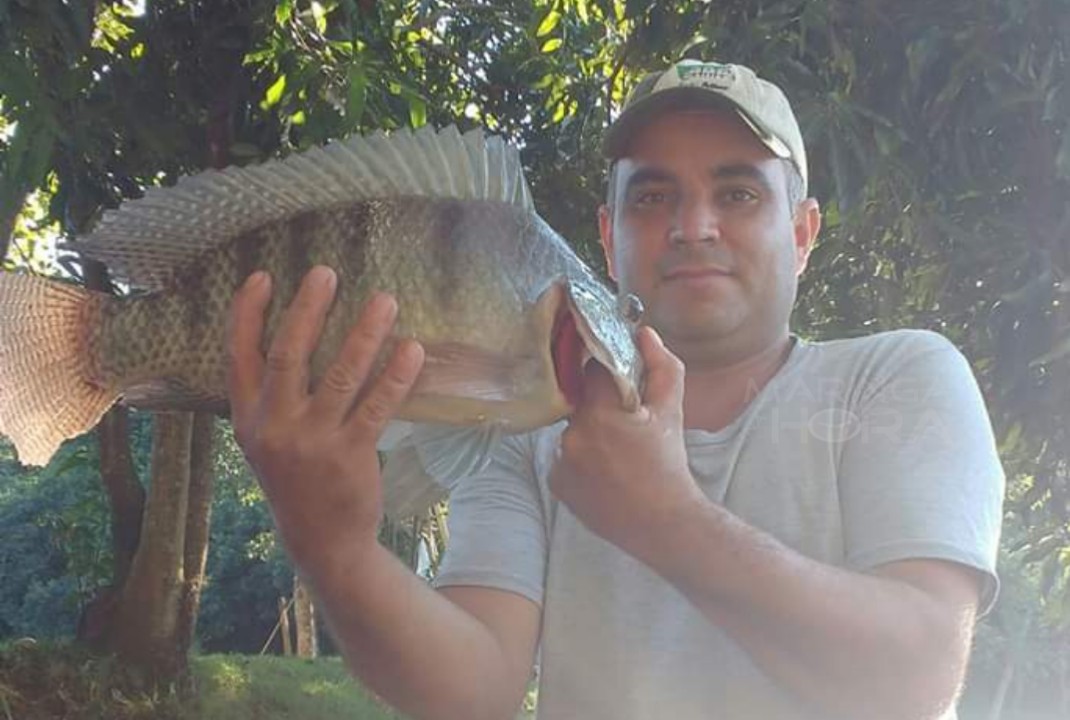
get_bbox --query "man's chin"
[653,310,746,347]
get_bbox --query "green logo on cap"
[677,62,736,89]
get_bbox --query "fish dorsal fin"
[63,125,533,291]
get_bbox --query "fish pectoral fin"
[413,342,524,402]
[123,379,229,415]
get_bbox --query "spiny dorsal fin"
[63,125,533,291]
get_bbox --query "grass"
[0,641,402,720]
[188,654,403,720]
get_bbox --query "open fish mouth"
[551,304,586,409]
[548,279,643,415]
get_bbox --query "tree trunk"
[76,262,147,647]
[105,413,193,680]
[84,261,145,589]
[279,597,293,656]
[0,189,26,263]
[176,413,215,659]
[96,408,146,586]
[293,574,318,658]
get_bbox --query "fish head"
[544,275,644,414]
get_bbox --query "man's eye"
[634,190,668,206]
[723,188,758,203]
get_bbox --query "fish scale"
[0,125,643,517]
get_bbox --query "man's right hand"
[225,265,425,572]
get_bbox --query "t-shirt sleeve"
[838,331,1006,615]
[431,432,550,607]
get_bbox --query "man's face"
[599,109,817,358]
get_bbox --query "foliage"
[196,425,294,654]
[0,437,112,640]
[199,424,432,654]
[0,643,400,720]
[962,549,1070,719]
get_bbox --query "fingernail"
[312,266,336,291]
[369,292,397,320]
[245,271,269,291]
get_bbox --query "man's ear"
[792,198,821,277]
[598,204,617,282]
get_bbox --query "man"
[227,59,1005,720]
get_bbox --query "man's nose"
[669,195,720,245]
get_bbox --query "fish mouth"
[547,280,642,414]
[551,307,586,409]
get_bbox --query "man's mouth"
[664,265,732,281]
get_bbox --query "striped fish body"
[100,198,604,427]
[0,126,642,471]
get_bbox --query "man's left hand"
[550,326,707,564]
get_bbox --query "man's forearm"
[635,498,976,720]
[302,541,522,720]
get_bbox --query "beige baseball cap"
[603,59,808,195]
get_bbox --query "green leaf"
[275,0,293,26]
[408,94,427,128]
[262,75,287,109]
[541,38,563,53]
[311,1,328,34]
[533,73,555,90]
[537,10,561,37]
[999,421,1024,455]
[576,0,590,23]
[346,64,367,124]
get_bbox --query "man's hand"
[226,265,425,572]
[550,326,705,563]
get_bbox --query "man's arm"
[552,327,990,720]
[637,497,981,720]
[227,267,538,720]
[303,541,540,720]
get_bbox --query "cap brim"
[603,87,748,158]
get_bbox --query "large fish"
[0,125,642,512]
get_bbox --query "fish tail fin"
[0,272,121,466]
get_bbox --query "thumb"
[637,326,684,408]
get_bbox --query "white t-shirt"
[414,329,1005,719]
